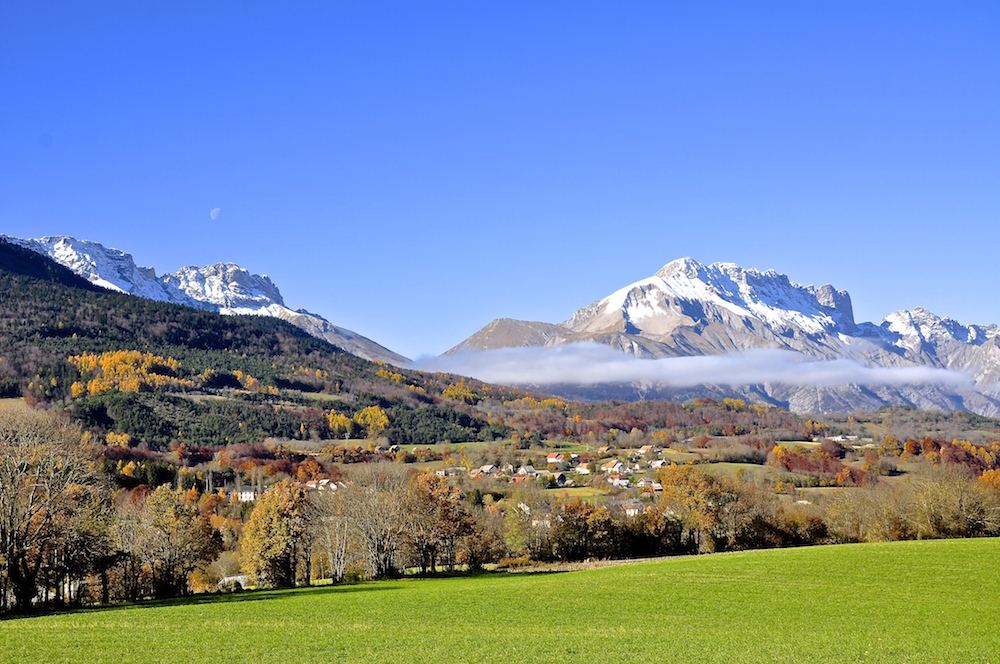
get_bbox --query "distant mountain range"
[449,258,1000,416]
[5,235,408,366]
[14,236,1000,415]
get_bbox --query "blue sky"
[2,2,997,359]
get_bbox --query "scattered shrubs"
[715,444,767,465]
[496,555,531,570]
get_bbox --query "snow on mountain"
[6,235,204,308]
[163,263,285,310]
[882,307,999,353]
[5,235,408,366]
[567,257,855,339]
[454,258,861,360]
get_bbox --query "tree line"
[4,404,1000,616]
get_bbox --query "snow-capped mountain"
[450,257,861,359]
[5,235,408,366]
[569,257,856,339]
[448,257,1000,415]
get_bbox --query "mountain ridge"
[5,235,408,366]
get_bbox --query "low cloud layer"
[412,343,973,389]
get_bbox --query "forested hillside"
[0,239,522,450]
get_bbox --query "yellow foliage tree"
[442,380,478,404]
[354,405,389,439]
[327,412,355,438]
[241,480,308,588]
[106,431,132,447]
[68,350,193,396]
[980,469,1000,494]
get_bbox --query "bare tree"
[344,464,410,579]
[826,466,1000,544]
[903,466,1000,539]
[309,487,350,582]
[110,494,150,602]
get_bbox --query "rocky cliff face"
[163,263,286,311]
[5,235,408,366]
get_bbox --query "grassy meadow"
[545,485,610,503]
[3,538,998,663]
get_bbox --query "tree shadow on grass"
[1,582,398,622]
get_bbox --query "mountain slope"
[0,238,105,292]
[4,235,408,366]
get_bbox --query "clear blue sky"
[2,2,997,359]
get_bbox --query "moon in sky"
[210,208,221,220]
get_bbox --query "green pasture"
[661,448,700,462]
[3,538,998,663]
[302,392,347,403]
[700,461,779,481]
[546,443,592,453]
[401,441,491,453]
[545,485,610,504]
[775,440,820,450]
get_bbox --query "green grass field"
[700,461,781,481]
[3,538,998,663]
[545,485,610,503]
[775,440,821,450]
[401,441,491,453]
[662,448,701,462]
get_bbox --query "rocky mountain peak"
[655,256,704,280]
[163,263,285,309]
[449,256,1000,414]
[815,284,855,328]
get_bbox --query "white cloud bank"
[411,343,973,389]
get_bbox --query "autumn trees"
[245,465,413,586]
[241,480,308,588]
[656,465,808,553]
[826,465,1000,543]
[0,406,232,614]
[102,484,224,602]
[286,465,490,583]
[403,472,474,573]
[353,406,389,439]
[552,499,615,561]
[323,405,393,442]
[0,406,94,612]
